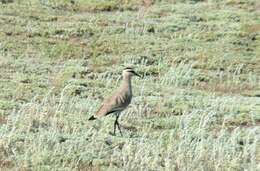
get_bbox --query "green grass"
[0,0,260,170]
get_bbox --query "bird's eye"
[128,70,135,74]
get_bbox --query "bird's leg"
[113,116,117,135]
[115,113,123,136]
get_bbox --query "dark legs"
[113,113,123,136]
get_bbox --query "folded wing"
[95,92,131,117]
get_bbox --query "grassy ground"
[0,0,260,170]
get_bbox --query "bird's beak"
[133,71,142,78]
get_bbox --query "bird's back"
[95,87,132,117]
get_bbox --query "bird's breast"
[116,92,132,107]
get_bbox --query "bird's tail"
[88,115,97,120]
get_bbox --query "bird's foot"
[109,131,116,136]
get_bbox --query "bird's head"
[122,67,141,78]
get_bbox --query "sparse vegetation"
[0,0,259,170]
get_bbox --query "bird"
[88,67,141,136]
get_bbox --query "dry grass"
[0,0,259,170]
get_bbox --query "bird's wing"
[95,92,130,117]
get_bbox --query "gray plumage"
[88,68,141,135]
